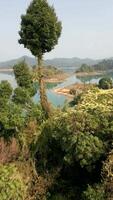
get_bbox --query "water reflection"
[0,71,113,106]
[77,71,113,83]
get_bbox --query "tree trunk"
[37,55,51,118]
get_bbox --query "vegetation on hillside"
[1,0,113,200]
[1,59,113,199]
[32,65,66,82]
[98,77,113,89]
[76,64,94,73]
[0,164,27,200]
[76,59,113,73]
[93,59,113,71]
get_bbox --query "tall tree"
[18,0,62,116]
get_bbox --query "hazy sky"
[0,0,113,61]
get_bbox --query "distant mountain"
[45,57,99,67]
[93,59,113,71]
[0,55,111,72]
[0,56,36,69]
[44,57,100,72]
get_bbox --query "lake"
[0,71,113,106]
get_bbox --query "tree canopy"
[19,0,62,57]
[18,0,62,116]
[0,80,12,99]
[98,77,113,89]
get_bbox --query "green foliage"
[1,56,113,200]
[13,61,37,100]
[18,0,61,116]
[12,87,31,105]
[0,98,9,111]
[0,80,12,99]
[42,65,63,79]
[77,59,113,73]
[19,0,62,57]
[0,164,26,200]
[27,103,45,124]
[93,59,113,71]
[0,62,42,140]
[76,87,113,112]
[35,87,113,198]
[36,113,67,171]
[36,110,107,172]
[28,84,37,97]
[0,103,26,138]
[98,77,113,89]
[77,64,94,73]
[82,184,106,200]
[69,93,82,106]
[13,61,33,88]
[73,132,104,168]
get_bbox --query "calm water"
[0,71,113,106]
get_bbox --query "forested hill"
[0,56,36,69]
[44,57,100,72]
[1,56,113,73]
[0,56,100,72]
[93,59,113,71]
[77,59,113,73]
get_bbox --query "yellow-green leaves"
[0,164,27,200]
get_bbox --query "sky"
[0,0,113,61]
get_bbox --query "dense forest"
[77,59,113,73]
[1,0,113,200]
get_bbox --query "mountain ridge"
[0,55,112,72]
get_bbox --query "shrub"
[0,164,27,200]
[12,87,31,105]
[36,110,105,171]
[70,132,105,168]
[0,103,25,138]
[13,61,33,88]
[82,184,105,200]
[98,77,113,89]
[0,80,12,99]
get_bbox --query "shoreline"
[0,69,13,72]
[44,78,64,83]
[44,73,71,83]
[53,88,74,98]
[53,83,95,98]
[75,71,103,77]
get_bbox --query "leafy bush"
[13,87,31,105]
[27,103,45,124]
[36,88,113,198]
[98,77,113,89]
[0,80,12,99]
[36,110,106,172]
[76,87,113,112]
[0,103,26,138]
[13,61,33,88]
[69,132,105,168]
[82,184,105,200]
[70,93,82,106]
[76,64,94,73]
[0,164,27,200]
